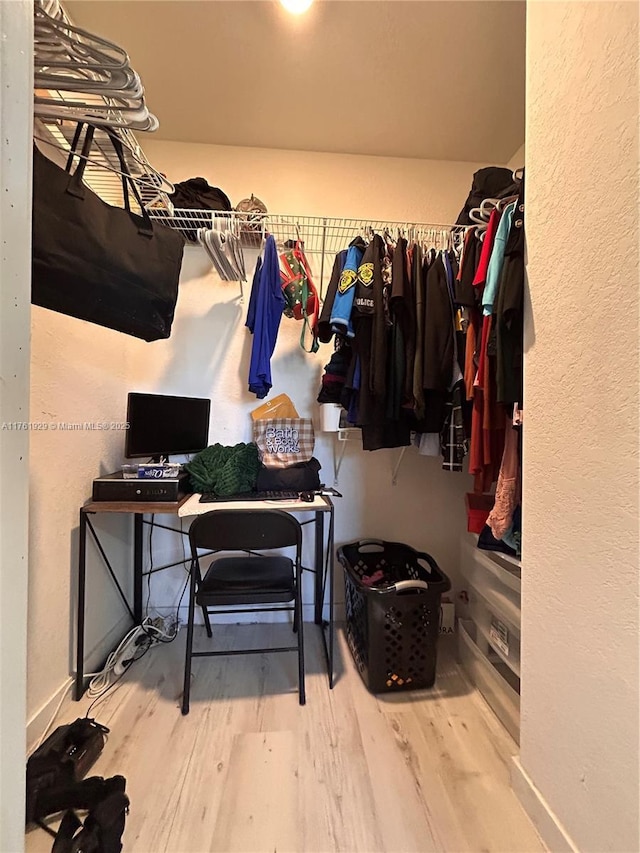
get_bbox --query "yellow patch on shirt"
[338,268,357,294]
[357,262,374,287]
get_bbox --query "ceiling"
[66,0,525,164]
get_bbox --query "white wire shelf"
[147,210,463,250]
[147,210,466,292]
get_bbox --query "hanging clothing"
[245,255,262,334]
[487,414,520,539]
[247,235,284,399]
[330,238,366,338]
[316,249,347,343]
[482,201,516,316]
[317,340,352,404]
[440,379,468,472]
[387,237,411,420]
[456,227,480,307]
[496,178,525,405]
[412,243,426,420]
[472,207,501,290]
[455,167,520,226]
[423,253,455,392]
[352,235,411,451]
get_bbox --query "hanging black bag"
[32,124,185,342]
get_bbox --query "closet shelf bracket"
[332,428,362,486]
[391,447,408,486]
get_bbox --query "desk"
[76,494,335,701]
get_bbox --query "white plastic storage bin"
[461,534,521,595]
[458,619,520,744]
[468,582,521,677]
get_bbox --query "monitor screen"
[125,393,211,459]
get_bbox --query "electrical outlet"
[113,626,148,676]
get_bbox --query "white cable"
[86,616,175,698]
[87,620,150,697]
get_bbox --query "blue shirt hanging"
[330,242,365,338]
[247,235,284,399]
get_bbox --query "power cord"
[86,616,178,698]
[85,516,191,711]
[142,514,190,643]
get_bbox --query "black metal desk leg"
[328,507,335,688]
[75,509,88,700]
[314,511,324,625]
[133,514,143,623]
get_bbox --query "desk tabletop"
[83,495,191,514]
[82,493,333,516]
[178,493,333,518]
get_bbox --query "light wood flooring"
[26,624,545,853]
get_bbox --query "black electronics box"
[92,471,190,502]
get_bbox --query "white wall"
[507,143,525,171]
[143,139,486,224]
[520,2,639,851]
[0,2,33,848]
[128,141,490,617]
[28,140,489,725]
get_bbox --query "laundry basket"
[337,539,451,693]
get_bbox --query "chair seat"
[197,555,295,606]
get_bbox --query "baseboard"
[28,612,133,754]
[27,677,75,755]
[511,756,579,853]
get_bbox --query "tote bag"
[253,417,315,469]
[279,243,319,353]
[32,124,185,342]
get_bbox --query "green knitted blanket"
[185,443,260,496]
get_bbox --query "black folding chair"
[181,509,305,714]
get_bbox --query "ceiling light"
[279,0,313,14]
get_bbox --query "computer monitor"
[125,393,211,460]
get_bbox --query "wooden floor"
[26,624,544,853]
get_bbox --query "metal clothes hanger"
[498,193,519,211]
[34,4,128,68]
[34,2,158,132]
[33,123,173,195]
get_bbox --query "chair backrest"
[189,509,302,556]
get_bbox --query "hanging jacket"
[423,252,455,392]
[330,238,366,338]
[496,176,525,405]
[247,235,284,399]
[386,237,410,420]
[412,243,427,420]
[316,250,347,343]
[455,167,519,226]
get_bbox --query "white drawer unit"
[461,534,521,595]
[459,535,522,742]
[468,582,521,677]
[458,619,520,744]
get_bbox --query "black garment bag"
[32,125,185,342]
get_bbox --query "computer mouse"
[299,491,314,502]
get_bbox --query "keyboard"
[199,490,302,503]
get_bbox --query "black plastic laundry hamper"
[337,539,451,693]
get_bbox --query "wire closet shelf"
[147,210,464,252]
[147,210,466,291]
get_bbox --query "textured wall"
[28,141,488,721]
[523,2,639,850]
